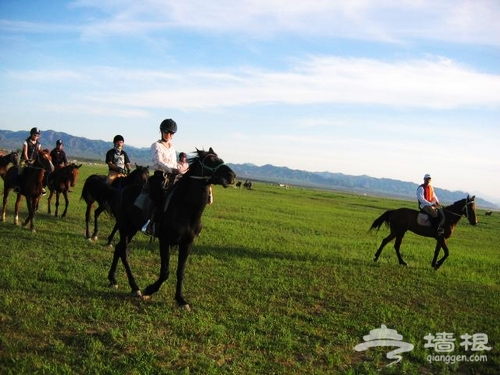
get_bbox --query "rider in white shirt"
[142,119,179,235]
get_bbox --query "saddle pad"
[417,212,432,226]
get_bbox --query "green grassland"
[1,165,498,374]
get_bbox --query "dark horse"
[2,149,55,232]
[370,195,477,270]
[80,164,149,242]
[108,148,236,310]
[0,151,20,180]
[47,163,83,217]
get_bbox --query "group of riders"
[10,120,446,237]
[13,127,68,195]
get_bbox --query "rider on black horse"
[140,119,180,236]
[416,173,445,235]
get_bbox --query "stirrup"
[41,188,47,196]
[13,186,21,193]
[437,226,444,235]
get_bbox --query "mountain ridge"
[1,129,497,209]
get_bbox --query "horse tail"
[369,210,393,232]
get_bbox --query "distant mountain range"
[1,129,497,209]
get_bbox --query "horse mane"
[445,198,467,211]
[163,150,209,194]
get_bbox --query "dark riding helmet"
[113,135,124,144]
[30,127,41,136]
[159,119,177,134]
[179,152,187,158]
[56,139,63,146]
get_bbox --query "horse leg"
[23,196,36,232]
[431,242,441,268]
[373,233,396,262]
[91,205,106,241]
[84,202,93,239]
[54,191,61,217]
[174,242,192,310]
[393,235,408,266]
[143,239,171,299]
[120,231,141,295]
[108,242,121,288]
[61,191,69,218]
[106,222,118,247]
[14,193,22,226]
[47,190,54,215]
[1,190,8,222]
[433,240,449,270]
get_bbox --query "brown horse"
[370,195,477,270]
[47,163,83,217]
[0,151,20,180]
[2,149,54,232]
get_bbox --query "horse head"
[190,148,236,187]
[464,195,477,225]
[129,164,150,185]
[68,163,83,187]
[10,151,20,166]
[36,149,55,172]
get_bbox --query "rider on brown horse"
[15,127,47,196]
[416,173,445,235]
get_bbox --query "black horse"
[370,195,477,269]
[107,148,236,310]
[81,164,149,241]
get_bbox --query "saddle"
[417,212,432,227]
[133,172,177,219]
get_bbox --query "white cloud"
[64,0,500,45]
[46,56,498,111]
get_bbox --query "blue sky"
[1,0,500,203]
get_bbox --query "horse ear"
[208,147,214,154]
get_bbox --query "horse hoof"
[142,295,151,301]
[132,290,142,297]
[181,304,191,312]
[109,283,118,289]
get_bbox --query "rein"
[443,199,474,218]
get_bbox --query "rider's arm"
[22,142,29,161]
[105,150,121,172]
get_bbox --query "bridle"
[443,198,475,219]
[190,153,226,181]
